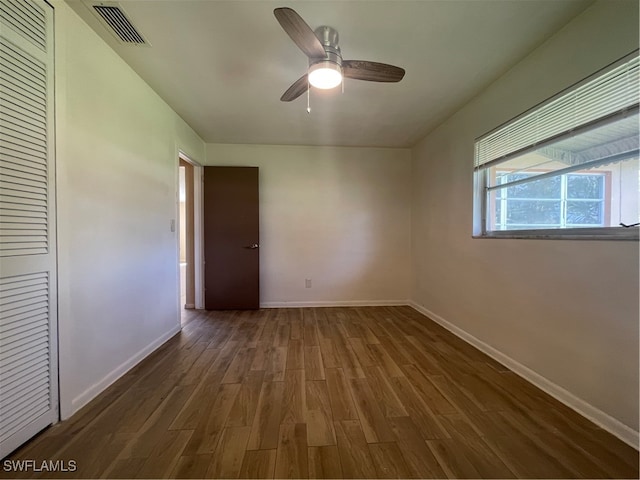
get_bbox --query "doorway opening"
[178,155,196,322]
[178,160,194,312]
[178,153,205,323]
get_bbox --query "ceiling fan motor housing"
[311,26,342,68]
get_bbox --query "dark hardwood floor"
[4,306,639,478]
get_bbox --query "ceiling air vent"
[91,3,148,45]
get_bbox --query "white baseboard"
[69,323,181,417]
[261,299,409,308]
[409,301,639,450]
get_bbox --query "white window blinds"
[475,53,639,170]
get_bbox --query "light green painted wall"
[52,0,205,418]
[205,143,412,306]
[411,0,639,435]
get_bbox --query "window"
[474,52,639,239]
[493,171,607,230]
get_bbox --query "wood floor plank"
[304,345,326,380]
[170,341,241,430]
[205,426,251,478]
[264,346,288,382]
[250,340,272,371]
[288,308,303,340]
[222,347,256,384]
[353,309,382,344]
[275,322,290,347]
[486,433,577,478]
[367,343,404,377]
[403,337,449,376]
[119,384,195,459]
[388,376,449,440]
[281,369,306,424]
[364,366,408,418]
[340,313,365,339]
[318,338,340,369]
[348,377,395,443]
[245,314,265,349]
[308,445,343,479]
[325,368,359,421]
[348,337,378,367]
[427,374,486,419]
[375,334,414,366]
[333,420,377,479]
[238,449,277,479]
[112,381,179,435]
[314,310,333,341]
[456,372,512,412]
[185,383,241,455]
[105,457,146,479]
[170,454,212,479]
[305,380,336,446]
[578,429,640,478]
[387,416,446,478]
[286,338,304,370]
[402,364,457,415]
[303,311,319,346]
[436,412,481,440]
[332,336,365,379]
[65,431,133,479]
[180,347,221,386]
[205,326,234,350]
[226,370,265,427]
[526,431,612,478]
[427,436,515,479]
[274,423,308,479]
[258,310,278,343]
[134,429,193,479]
[247,380,285,450]
[368,442,414,479]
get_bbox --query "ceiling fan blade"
[342,60,405,82]
[281,74,309,102]
[274,7,326,59]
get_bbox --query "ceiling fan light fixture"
[308,61,342,89]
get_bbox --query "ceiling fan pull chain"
[342,79,344,94]
[307,82,311,113]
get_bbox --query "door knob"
[244,243,259,249]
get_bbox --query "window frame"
[490,169,611,231]
[472,52,639,241]
[476,172,636,240]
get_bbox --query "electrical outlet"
[305,278,312,288]
[170,219,176,232]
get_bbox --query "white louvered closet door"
[0,0,58,457]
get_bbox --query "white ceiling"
[66,0,592,148]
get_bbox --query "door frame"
[177,151,204,310]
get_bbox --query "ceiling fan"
[274,7,405,102]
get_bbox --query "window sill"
[473,227,639,240]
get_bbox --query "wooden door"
[0,0,58,457]
[203,167,259,309]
